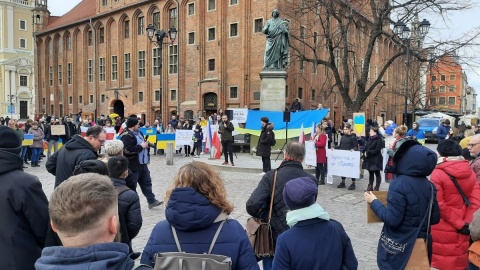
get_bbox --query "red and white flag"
[204,120,212,154]
[310,122,316,140]
[212,131,222,159]
[80,126,89,137]
[103,126,116,141]
[299,123,305,144]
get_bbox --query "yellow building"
[0,0,36,120]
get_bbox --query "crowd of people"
[4,111,480,270]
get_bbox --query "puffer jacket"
[362,135,384,171]
[370,140,440,270]
[256,123,274,157]
[471,156,480,184]
[141,187,259,270]
[28,127,44,148]
[336,133,358,151]
[430,159,480,270]
[246,160,318,243]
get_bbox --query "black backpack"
[270,131,276,146]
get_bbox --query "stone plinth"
[259,70,287,111]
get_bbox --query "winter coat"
[111,177,142,252]
[437,124,451,141]
[28,127,45,148]
[218,121,235,142]
[387,137,407,157]
[60,121,76,141]
[430,159,480,270]
[370,140,440,270]
[246,161,318,243]
[385,123,397,136]
[120,129,145,171]
[472,157,480,184]
[362,135,384,171]
[406,128,426,140]
[45,124,60,141]
[256,123,274,157]
[140,187,259,270]
[0,149,49,270]
[314,133,327,163]
[335,133,358,151]
[35,242,135,270]
[273,219,358,270]
[193,130,203,147]
[46,135,99,187]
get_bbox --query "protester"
[45,119,60,159]
[72,159,109,176]
[384,120,397,136]
[169,114,179,130]
[18,123,29,166]
[46,125,106,187]
[120,117,162,209]
[313,124,327,185]
[385,125,408,182]
[35,173,149,270]
[406,121,425,145]
[333,124,358,190]
[182,120,193,157]
[363,126,384,191]
[114,117,122,134]
[430,140,480,270]
[141,162,259,269]
[272,177,358,270]
[246,142,317,270]
[108,156,142,258]
[290,98,304,112]
[468,134,480,183]
[219,114,235,166]
[256,117,275,175]
[446,126,462,143]
[60,117,76,144]
[152,120,164,155]
[0,126,49,270]
[192,124,203,158]
[437,119,451,142]
[28,121,45,167]
[165,123,175,133]
[364,140,440,270]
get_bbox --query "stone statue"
[263,9,290,70]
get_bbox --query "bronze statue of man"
[263,9,290,70]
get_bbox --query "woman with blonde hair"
[141,162,259,270]
[385,125,408,182]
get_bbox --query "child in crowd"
[193,125,204,158]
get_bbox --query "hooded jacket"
[362,135,384,171]
[0,149,49,270]
[430,159,480,270]
[141,187,259,270]
[370,140,441,270]
[35,242,135,270]
[256,123,274,157]
[46,134,99,187]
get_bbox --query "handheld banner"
[326,149,361,179]
[353,112,365,137]
[304,141,317,167]
[175,130,194,146]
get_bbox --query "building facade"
[34,0,408,125]
[0,0,36,120]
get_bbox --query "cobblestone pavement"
[28,143,438,270]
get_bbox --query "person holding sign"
[313,124,327,185]
[333,124,358,190]
[363,126,385,192]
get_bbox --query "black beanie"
[437,139,462,157]
[126,117,139,128]
[283,177,318,210]
[0,126,22,155]
[72,160,109,176]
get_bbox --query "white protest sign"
[175,129,194,146]
[326,149,361,179]
[304,141,317,167]
[231,119,239,136]
[228,108,248,123]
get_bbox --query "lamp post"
[394,18,430,126]
[146,24,177,122]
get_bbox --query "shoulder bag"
[447,173,471,207]
[245,169,277,257]
[404,182,434,270]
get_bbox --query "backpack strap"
[171,226,183,252]
[115,185,130,196]
[446,173,471,207]
[208,220,226,254]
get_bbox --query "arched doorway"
[113,100,125,119]
[203,92,218,113]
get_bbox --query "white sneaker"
[201,152,204,154]
[259,172,266,176]
[195,155,200,158]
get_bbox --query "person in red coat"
[431,139,480,270]
[312,124,327,185]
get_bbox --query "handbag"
[245,169,277,257]
[404,183,434,270]
[42,140,48,150]
[153,220,232,270]
[469,241,480,267]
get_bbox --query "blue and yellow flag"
[22,134,33,146]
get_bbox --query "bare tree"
[279,0,479,117]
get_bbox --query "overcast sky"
[48,1,480,107]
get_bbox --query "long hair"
[165,162,234,214]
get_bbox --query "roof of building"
[41,0,96,32]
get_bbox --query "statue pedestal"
[259,70,287,111]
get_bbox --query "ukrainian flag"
[23,134,33,146]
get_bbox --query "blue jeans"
[133,164,157,204]
[262,257,273,270]
[470,262,480,270]
[31,147,43,164]
[21,146,28,160]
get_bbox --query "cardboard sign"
[326,149,361,179]
[304,141,317,167]
[353,112,365,137]
[175,129,194,146]
[367,191,388,223]
[51,125,66,135]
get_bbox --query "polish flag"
[212,131,222,159]
[104,126,116,141]
[80,126,89,137]
[204,120,212,154]
[299,123,305,144]
[310,122,316,140]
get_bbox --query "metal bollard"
[166,142,174,165]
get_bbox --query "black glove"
[458,223,470,235]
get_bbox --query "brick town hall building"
[33,0,408,124]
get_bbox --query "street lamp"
[146,24,177,122]
[394,17,430,126]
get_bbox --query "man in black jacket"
[0,126,49,270]
[60,117,76,144]
[256,117,274,175]
[246,142,317,270]
[218,114,235,166]
[46,125,106,188]
[120,117,162,209]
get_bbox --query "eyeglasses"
[93,136,106,144]
[468,143,480,148]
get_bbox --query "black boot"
[319,179,325,185]
[337,181,346,188]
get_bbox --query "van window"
[417,118,440,127]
